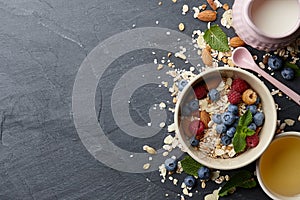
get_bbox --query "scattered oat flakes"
[159,102,166,110]
[220,9,233,29]
[182,5,189,15]
[164,135,174,144]
[168,123,176,132]
[162,151,169,157]
[204,188,221,200]
[159,122,166,128]
[284,119,295,126]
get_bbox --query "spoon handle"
[253,66,300,106]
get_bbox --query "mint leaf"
[181,155,202,177]
[233,128,247,153]
[238,110,252,127]
[233,110,254,153]
[285,62,300,77]
[203,25,230,52]
[244,127,255,136]
[219,170,257,197]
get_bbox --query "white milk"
[251,0,299,36]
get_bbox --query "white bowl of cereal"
[174,67,277,170]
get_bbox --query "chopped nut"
[143,145,157,154]
[207,0,217,10]
[222,3,229,10]
[158,1,162,6]
[172,0,177,3]
[157,64,164,70]
[201,181,206,188]
[143,163,150,170]
[178,23,185,31]
[258,62,265,69]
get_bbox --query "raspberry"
[246,133,259,148]
[193,85,207,99]
[227,90,242,104]
[189,120,205,136]
[231,78,249,93]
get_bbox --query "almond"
[207,0,217,10]
[200,111,211,128]
[229,36,245,47]
[197,10,217,22]
[201,47,213,66]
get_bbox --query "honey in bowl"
[259,136,300,197]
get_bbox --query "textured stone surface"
[0,0,299,199]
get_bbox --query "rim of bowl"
[256,131,300,200]
[174,67,277,170]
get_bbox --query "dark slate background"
[0,0,299,199]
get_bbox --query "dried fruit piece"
[229,36,245,48]
[242,89,257,105]
[197,10,217,22]
[207,0,217,10]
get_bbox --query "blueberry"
[228,104,238,115]
[254,112,265,126]
[246,105,257,115]
[212,114,222,124]
[190,136,200,147]
[181,105,191,116]
[268,55,283,70]
[226,127,236,137]
[233,118,239,128]
[197,166,210,180]
[189,99,199,111]
[248,122,257,131]
[255,96,261,105]
[184,176,196,188]
[221,135,232,145]
[281,68,295,80]
[208,89,220,102]
[178,80,188,91]
[164,158,177,171]
[221,112,236,126]
[216,123,227,134]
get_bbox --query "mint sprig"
[233,110,255,153]
[219,170,257,197]
[181,155,202,177]
[203,25,230,52]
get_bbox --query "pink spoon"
[232,47,300,106]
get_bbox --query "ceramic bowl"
[256,131,300,200]
[174,67,277,170]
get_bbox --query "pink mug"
[232,0,300,51]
